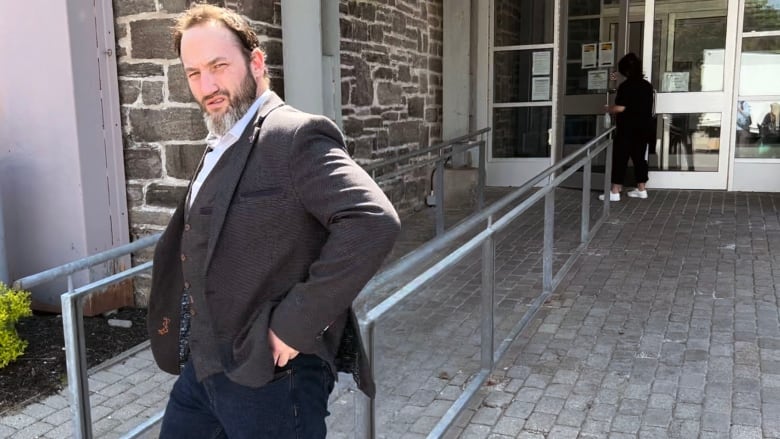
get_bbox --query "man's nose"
[198,71,219,95]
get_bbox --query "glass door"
[644,0,737,189]
[485,0,557,186]
[559,0,738,190]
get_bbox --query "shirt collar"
[206,89,271,151]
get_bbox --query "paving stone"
[524,412,556,434]
[491,416,524,436]
[547,425,579,439]
[731,424,763,439]
[471,407,501,426]
[0,413,35,429]
[11,421,55,439]
[19,402,56,420]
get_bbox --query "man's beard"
[202,73,257,136]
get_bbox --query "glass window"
[654,16,727,92]
[735,100,780,158]
[743,0,780,33]
[568,0,600,17]
[567,18,601,61]
[649,113,721,172]
[562,115,603,158]
[495,0,553,46]
[494,50,553,103]
[565,18,601,95]
[740,36,780,95]
[492,107,552,158]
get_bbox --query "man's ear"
[250,48,267,82]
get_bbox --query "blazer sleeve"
[269,116,401,353]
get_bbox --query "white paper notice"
[599,42,615,67]
[532,77,551,101]
[587,70,609,90]
[532,51,551,76]
[582,43,597,69]
[662,72,690,92]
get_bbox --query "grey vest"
[181,145,240,380]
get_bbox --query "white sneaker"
[598,192,620,201]
[627,189,648,199]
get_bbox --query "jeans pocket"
[269,368,293,387]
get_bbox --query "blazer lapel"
[203,92,285,270]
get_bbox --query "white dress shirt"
[189,90,270,208]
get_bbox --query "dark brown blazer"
[147,92,400,397]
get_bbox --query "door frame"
[478,0,562,187]
[642,0,738,189]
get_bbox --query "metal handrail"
[12,126,612,438]
[355,127,615,438]
[362,127,491,173]
[12,233,161,291]
[10,232,162,439]
[364,128,491,236]
[9,129,493,439]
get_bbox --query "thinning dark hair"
[618,52,643,79]
[172,3,259,58]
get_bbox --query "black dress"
[612,76,654,185]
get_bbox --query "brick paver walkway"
[2,189,780,438]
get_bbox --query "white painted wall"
[0,0,125,307]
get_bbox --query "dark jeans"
[160,354,334,439]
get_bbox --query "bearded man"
[146,4,400,438]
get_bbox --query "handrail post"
[481,216,494,371]
[356,320,376,439]
[477,139,486,211]
[543,188,554,295]
[62,275,93,439]
[434,159,445,236]
[603,139,613,214]
[581,149,592,243]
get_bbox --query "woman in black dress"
[601,53,654,201]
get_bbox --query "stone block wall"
[339,0,443,212]
[113,0,443,304]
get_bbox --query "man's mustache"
[201,90,229,107]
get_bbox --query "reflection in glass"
[648,113,721,172]
[735,100,780,158]
[565,17,601,95]
[566,18,600,61]
[492,107,552,158]
[743,0,780,33]
[656,16,727,92]
[495,0,553,46]
[494,50,552,103]
[567,0,600,17]
[562,115,603,158]
[740,36,780,95]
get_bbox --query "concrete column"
[281,0,341,125]
[443,0,472,167]
[321,0,342,128]
[282,0,324,114]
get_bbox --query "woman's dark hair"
[618,52,643,79]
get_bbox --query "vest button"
[184,224,191,231]
[180,253,187,262]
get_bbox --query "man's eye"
[214,63,227,70]
[187,72,200,79]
